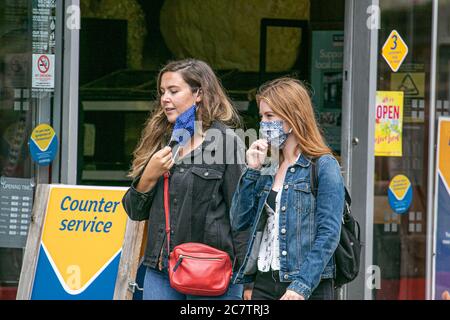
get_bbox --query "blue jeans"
[143,267,243,300]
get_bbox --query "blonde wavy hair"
[129,59,241,178]
[256,77,332,158]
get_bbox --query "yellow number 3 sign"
[382,30,409,73]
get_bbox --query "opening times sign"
[0,177,34,248]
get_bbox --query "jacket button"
[281,228,286,234]
[290,168,295,173]
[281,206,286,212]
[284,184,289,190]
[173,198,177,203]
[180,168,184,173]
[282,250,287,256]
[204,172,209,176]
[284,274,289,280]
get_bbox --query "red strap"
[163,172,171,254]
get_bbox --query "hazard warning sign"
[32,54,55,90]
[391,72,425,98]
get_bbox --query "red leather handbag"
[163,172,232,296]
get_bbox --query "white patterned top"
[257,189,282,272]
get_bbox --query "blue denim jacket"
[230,153,345,300]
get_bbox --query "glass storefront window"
[77,0,346,188]
[373,0,433,300]
[0,0,58,299]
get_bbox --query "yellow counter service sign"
[30,186,128,299]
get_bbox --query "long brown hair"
[129,59,241,178]
[256,77,332,158]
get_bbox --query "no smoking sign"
[32,54,55,90]
[37,55,50,73]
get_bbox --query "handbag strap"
[163,172,171,254]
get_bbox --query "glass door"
[373,0,433,300]
[0,0,61,299]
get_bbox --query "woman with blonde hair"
[122,59,248,300]
[230,77,345,300]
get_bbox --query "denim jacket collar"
[262,152,311,175]
[294,153,312,168]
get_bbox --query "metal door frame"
[341,0,379,300]
[59,0,80,185]
[428,0,439,301]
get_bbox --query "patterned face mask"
[170,104,197,146]
[260,120,292,149]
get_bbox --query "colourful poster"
[30,186,128,299]
[375,91,404,157]
[434,118,450,300]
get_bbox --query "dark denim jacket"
[230,153,344,299]
[122,121,250,273]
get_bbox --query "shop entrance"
[75,0,348,300]
[0,0,352,300]
[77,0,346,185]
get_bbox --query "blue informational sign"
[388,174,413,214]
[29,124,58,166]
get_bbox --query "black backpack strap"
[344,187,351,205]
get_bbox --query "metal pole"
[60,0,80,185]
[342,0,379,300]
[51,0,64,183]
[426,0,439,301]
[340,0,355,300]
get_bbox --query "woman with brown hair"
[122,59,248,300]
[230,77,345,300]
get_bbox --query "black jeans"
[251,270,335,300]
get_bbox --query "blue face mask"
[169,104,197,146]
[260,120,292,149]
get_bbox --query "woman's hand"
[136,146,174,192]
[280,290,305,300]
[246,139,269,170]
[243,288,253,300]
